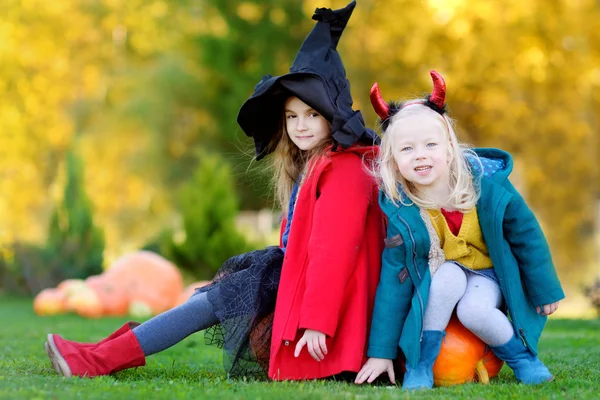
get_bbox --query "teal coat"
[367,148,565,368]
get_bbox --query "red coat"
[269,146,385,380]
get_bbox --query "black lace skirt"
[197,246,284,379]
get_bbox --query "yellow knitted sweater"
[427,208,492,270]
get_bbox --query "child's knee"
[456,301,488,329]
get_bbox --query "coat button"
[284,340,290,346]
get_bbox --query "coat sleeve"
[502,180,565,307]
[367,245,413,359]
[297,155,373,337]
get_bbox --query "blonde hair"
[375,103,481,211]
[263,105,333,213]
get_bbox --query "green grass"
[1,297,598,399]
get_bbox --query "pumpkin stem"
[475,360,490,384]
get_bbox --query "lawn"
[1,296,598,399]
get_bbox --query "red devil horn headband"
[370,82,389,120]
[428,70,446,109]
[370,70,447,124]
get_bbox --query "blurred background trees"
[147,150,253,280]
[0,149,104,294]
[341,0,600,291]
[0,0,598,310]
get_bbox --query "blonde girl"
[355,71,564,389]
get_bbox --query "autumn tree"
[338,0,600,288]
[46,150,105,280]
[2,0,598,293]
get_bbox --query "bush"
[0,150,105,295]
[46,150,105,281]
[157,151,252,279]
[0,243,63,296]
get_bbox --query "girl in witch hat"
[45,1,385,381]
[354,71,564,389]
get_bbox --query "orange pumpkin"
[56,279,87,296]
[128,300,153,319]
[433,315,504,386]
[103,251,183,315]
[56,279,88,311]
[174,281,212,307]
[85,275,129,316]
[33,288,67,316]
[248,312,274,372]
[66,286,104,319]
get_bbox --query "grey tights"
[132,288,219,356]
[423,262,514,346]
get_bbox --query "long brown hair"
[265,103,333,213]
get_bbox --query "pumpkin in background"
[128,300,154,319]
[33,288,67,316]
[56,279,88,311]
[103,251,183,315]
[433,315,504,386]
[56,279,87,296]
[66,286,104,319]
[174,281,212,307]
[85,275,129,316]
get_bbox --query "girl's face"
[284,96,331,151]
[392,115,451,194]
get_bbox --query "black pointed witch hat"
[237,0,380,160]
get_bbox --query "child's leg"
[133,288,219,356]
[423,262,468,330]
[455,274,513,346]
[404,262,467,390]
[46,287,220,378]
[456,273,552,384]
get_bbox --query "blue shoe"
[491,334,553,384]
[402,330,445,390]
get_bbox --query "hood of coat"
[472,148,514,184]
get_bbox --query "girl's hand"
[537,301,560,316]
[294,329,328,361]
[354,357,395,384]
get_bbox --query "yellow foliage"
[0,0,597,289]
[270,8,287,26]
[0,0,194,256]
[237,2,264,24]
[337,0,599,287]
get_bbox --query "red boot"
[48,322,140,350]
[45,322,140,375]
[45,329,146,377]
